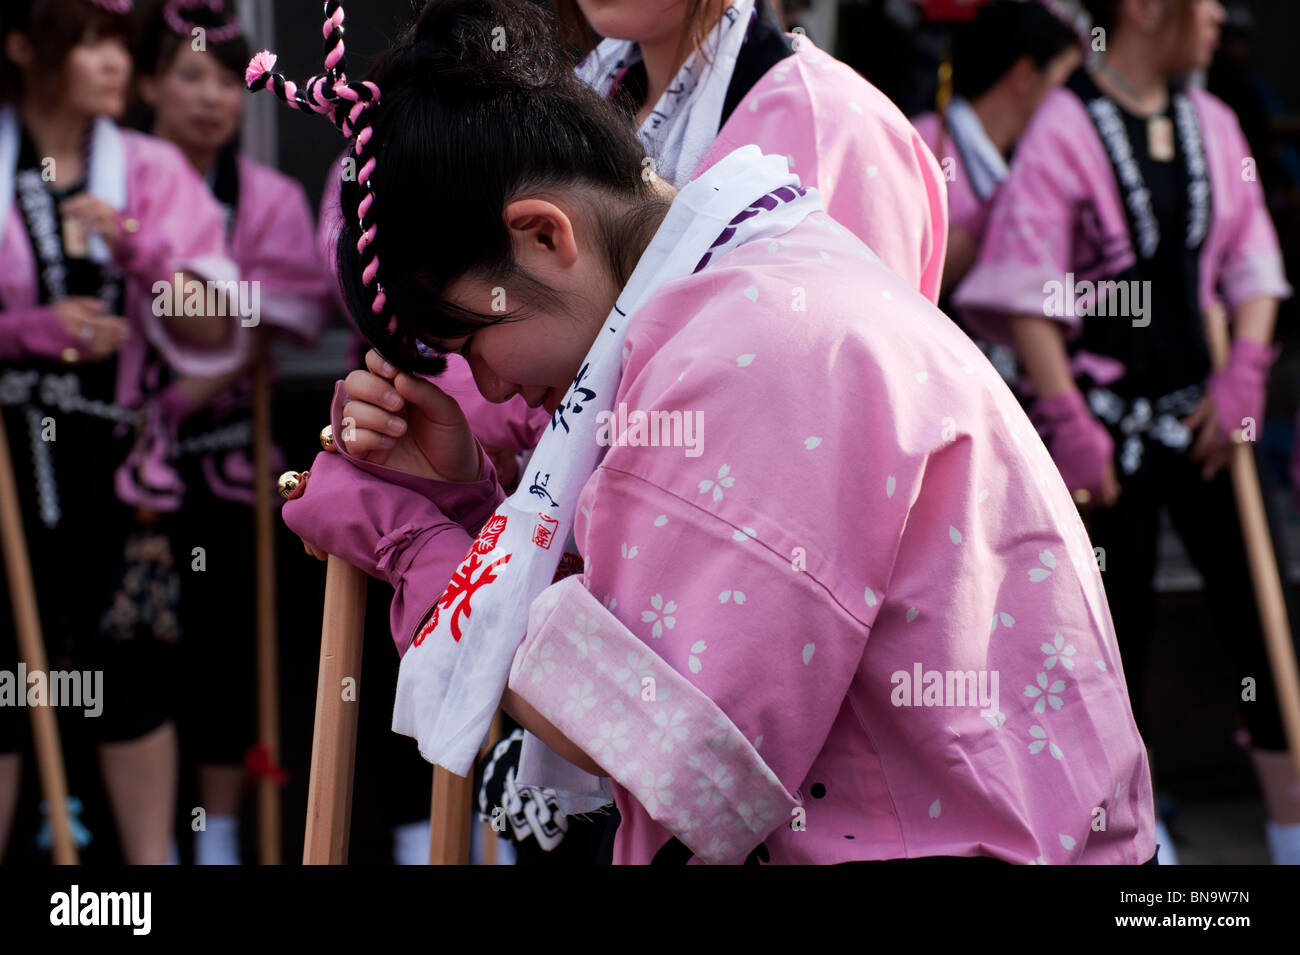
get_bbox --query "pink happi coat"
[911,111,993,250]
[285,193,1154,865]
[408,30,952,454]
[189,154,332,505]
[952,86,1291,376]
[0,118,242,400]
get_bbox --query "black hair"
[952,0,1080,101]
[137,0,251,80]
[0,0,134,103]
[330,0,665,376]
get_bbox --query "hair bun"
[394,0,569,98]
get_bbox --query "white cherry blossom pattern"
[1041,632,1077,671]
[640,593,678,638]
[1029,550,1056,583]
[620,542,639,559]
[1024,672,1066,714]
[688,640,708,673]
[589,721,631,761]
[601,593,618,613]
[612,649,657,699]
[731,526,758,543]
[689,753,736,809]
[1027,724,1064,760]
[983,710,1007,729]
[718,589,747,604]
[640,769,676,816]
[698,464,737,504]
[565,613,603,660]
[653,514,668,527]
[989,611,1016,634]
[649,708,690,753]
[708,714,742,751]
[563,680,598,718]
[736,798,778,832]
[525,640,558,685]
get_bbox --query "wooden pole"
[1203,306,1300,785]
[0,413,77,864]
[252,361,281,864]
[428,766,471,865]
[303,556,367,864]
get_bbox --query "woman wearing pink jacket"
[258,0,1155,864]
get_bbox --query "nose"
[467,355,517,404]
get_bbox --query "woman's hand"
[59,194,121,254]
[52,297,130,361]
[1183,395,1234,481]
[340,349,481,483]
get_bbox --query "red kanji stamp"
[533,513,559,550]
[475,513,509,554]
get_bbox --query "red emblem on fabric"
[533,513,559,550]
[436,550,512,642]
[475,514,509,554]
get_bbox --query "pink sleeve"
[508,572,799,865]
[951,91,1098,345]
[0,305,77,361]
[1200,94,1292,308]
[281,382,505,653]
[235,161,332,346]
[122,135,246,376]
[509,463,872,864]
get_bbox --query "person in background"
[0,0,240,864]
[134,0,330,864]
[955,0,1299,864]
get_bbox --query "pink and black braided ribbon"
[246,2,393,328]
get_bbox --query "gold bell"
[61,347,80,364]
[278,470,303,499]
[320,425,335,452]
[1072,488,1092,507]
[122,217,140,234]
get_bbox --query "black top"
[1066,68,1210,398]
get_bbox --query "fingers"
[393,371,467,426]
[364,348,401,381]
[345,367,405,413]
[339,401,399,457]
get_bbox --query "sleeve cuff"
[508,575,798,865]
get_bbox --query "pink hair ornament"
[163,0,244,45]
[247,1,389,320]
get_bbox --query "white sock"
[1265,820,1300,865]
[195,814,240,866]
[393,819,431,866]
[1154,818,1179,865]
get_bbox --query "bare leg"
[98,721,178,864]
[197,764,243,817]
[0,752,20,862]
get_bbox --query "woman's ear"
[504,198,580,272]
